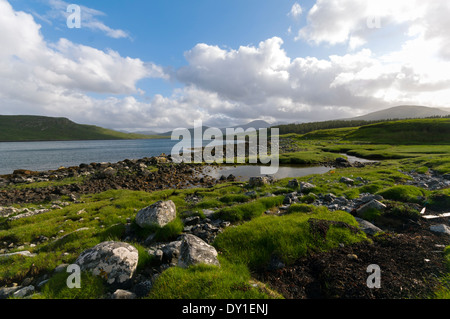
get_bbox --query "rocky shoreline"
[0,155,370,207]
[0,155,223,206]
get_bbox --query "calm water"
[0,139,179,175]
[0,140,372,178]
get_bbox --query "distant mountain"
[231,120,272,130]
[0,115,153,142]
[159,120,273,136]
[346,105,450,121]
[125,130,161,136]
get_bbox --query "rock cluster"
[0,196,227,299]
[76,200,222,297]
[403,170,450,190]
[0,155,220,206]
[248,176,275,187]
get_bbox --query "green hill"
[299,118,450,145]
[346,118,450,144]
[0,115,159,142]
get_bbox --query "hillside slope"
[347,105,450,121]
[301,118,450,145]
[346,118,450,144]
[0,115,152,142]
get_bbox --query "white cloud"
[295,0,445,55]
[0,0,169,125]
[41,0,130,39]
[176,33,450,124]
[288,3,303,19]
[1,0,450,132]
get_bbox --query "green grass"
[377,185,427,204]
[279,150,342,165]
[213,206,367,270]
[346,119,450,144]
[285,119,450,145]
[0,188,171,285]
[132,217,184,242]
[430,246,450,299]
[33,271,105,299]
[428,189,450,210]
[147,258,282,299]
[213,196,284,222]
[301,127,358,140]
[219,194,250,204]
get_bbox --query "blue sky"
[2,0,450,131]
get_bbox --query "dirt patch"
[257,220,449,299]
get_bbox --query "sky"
[1,0,450,132]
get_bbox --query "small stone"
[299,182,316,192]
[355,217,383,235]
[356,199,386,215]
[347,254,358,260]
[54,264,70,273]
[13,285,35,298]
[430,224,450,235]
[340,177,355,185]
[112,289,136,299]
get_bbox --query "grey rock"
[248,176,270,187]
[191,222,221,244]
[7,209,50,221]
[161,240,182,266]
[136,200,177,228]
[299,182,316,193]
[355,217,383,235]
[333,196,349,205]
[430,224,450,235]
[178,234,220,268]
[244,190,257,197]
[0,207,19,218]
[37,279,49,288]
[13,285,35,298]
[0,286,21,299]
[288,179,299,188]
[75,241,139,287]
[202,209,215,218]
[112,289,136,299]
[324,193,336,203]
[356,199,386,215]
[340,177,355,185]
[54,263,70,273]
[327,204,339,211]
[183,216,201,226]
[0,251,36,258]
